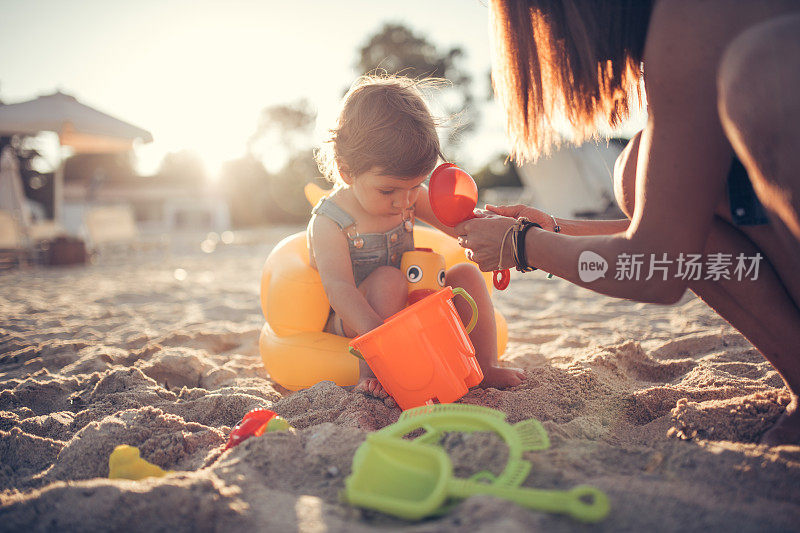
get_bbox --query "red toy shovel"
[429,163,510,290]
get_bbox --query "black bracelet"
[513,219,541,272]
[511,220,525,270]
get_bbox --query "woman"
[458,0,800,444]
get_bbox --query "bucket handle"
[348,346,365,360]
[452,287,478,334]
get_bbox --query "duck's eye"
[406,265,422,282]
[437,269,446,286]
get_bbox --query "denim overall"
[311,196,415,285]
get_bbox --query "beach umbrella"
[0,91,152,150]
[0,91,153,220]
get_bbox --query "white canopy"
[0,91,152,152]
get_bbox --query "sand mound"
[669,389,792,442]
[1,233,798,531]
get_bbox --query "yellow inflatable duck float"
[108,445,171,480]
[257,183,508,391]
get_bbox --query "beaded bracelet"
[549,214,561,233]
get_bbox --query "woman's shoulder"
[650,0,752,31]
[647,0,798,68]
[646,0,797,109]
[651,0,728,18]
[645,1,753,110]
[647,1,741,68]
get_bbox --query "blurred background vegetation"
[56,21,519,228]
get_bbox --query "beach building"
[1,92,231,253]
[62,174,231,237]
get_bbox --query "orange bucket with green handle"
[348,287,483,410]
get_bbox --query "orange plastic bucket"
[348,287,484,410]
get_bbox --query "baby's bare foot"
[354,378,396,407]
[480,366,525,388]
[354,377,385,397]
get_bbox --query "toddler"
[308,76,525,402]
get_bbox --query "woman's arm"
[482,204,629,236]
[418,178,630,237]
[459,1,744,304]
[309,215,383,335]
[560,218,630,236]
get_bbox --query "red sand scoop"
[428,163,510,290]
[224,409,291,450]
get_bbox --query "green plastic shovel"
[376,403,549,488]
[345,434,610,523]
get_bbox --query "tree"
[355,23,477,157]
[223,100,319,226]
[221,150,317,226]
[220,153,273,227]
[248,99,316,172]
[268,151,320,222]
[472,153,523,192]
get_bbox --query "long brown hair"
[490,0,653,161]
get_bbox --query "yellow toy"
[258,185,508,392]
[259,233,358,391]
[401,247,446,305]
[108,445,171,480]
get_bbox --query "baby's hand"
[480,366,525,388]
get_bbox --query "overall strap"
[311,196,356,230]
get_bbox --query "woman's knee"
[718,15,800,163]
[719,15,800,236]
[613,131,642,219]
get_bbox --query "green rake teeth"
[513,419,551,451]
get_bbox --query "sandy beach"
[1,226,799,532]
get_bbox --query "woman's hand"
[482,204,559,232]
[455,214,518,272]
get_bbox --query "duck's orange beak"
[408,288,437,305]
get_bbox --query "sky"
[0,0,646,179]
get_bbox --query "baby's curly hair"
[316,75,446,183]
